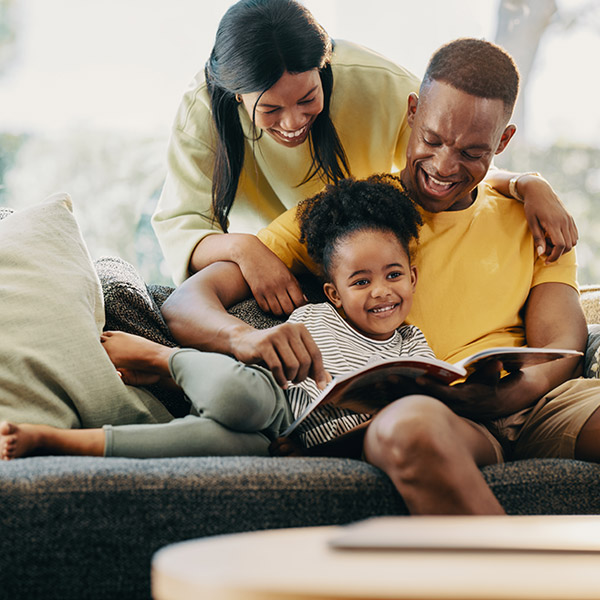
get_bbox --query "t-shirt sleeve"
[257,206,321,275]
[531,247,579,293]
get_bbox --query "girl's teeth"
[372,305,393,313]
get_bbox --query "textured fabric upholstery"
[1,455,600,599]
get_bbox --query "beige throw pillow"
[0,193,172,428]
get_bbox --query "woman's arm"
[189,233,306,316]
[485,169,578,263]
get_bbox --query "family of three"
[1,0,598,516]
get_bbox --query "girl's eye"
[351,279,369,287]
[261,108,280,115]
[299,97,315,105]
[387,272,402,280]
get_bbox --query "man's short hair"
[422,38,520,117]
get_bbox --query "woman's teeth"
[277,125,307,139]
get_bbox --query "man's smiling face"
[402,80,516,213]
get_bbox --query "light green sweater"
[152,40,420,285]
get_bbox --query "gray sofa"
[2,229,600,599]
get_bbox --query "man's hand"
[232,322,331,390]
[520,175,579,263]
[414,360,526,420]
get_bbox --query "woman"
[152,0,576,314]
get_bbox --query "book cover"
[281,347,582,437]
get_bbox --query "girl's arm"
[485,169,578,263]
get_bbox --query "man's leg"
[363,395,505,515]
[575,407,600,461]
[511,378,600,461]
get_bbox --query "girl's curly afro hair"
[297,173,422,278]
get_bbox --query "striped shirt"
[286,302,435,447]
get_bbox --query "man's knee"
[365,395,456,474]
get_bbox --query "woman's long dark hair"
[205,0,350,231]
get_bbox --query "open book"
[281,346,582,437]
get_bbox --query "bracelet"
[508,172,541,203]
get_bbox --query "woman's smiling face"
[239,69,324,148]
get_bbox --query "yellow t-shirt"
[257,183,578,363]
[152,40,420,284]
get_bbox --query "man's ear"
[407,92,419,127]
[323,282,343,308]
[495,124,517,155]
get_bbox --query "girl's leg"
[0,421,104,459]
[0,417,272,459]
[169,349,292,439]
[104,415,271,458]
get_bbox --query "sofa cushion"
[0,193,172,428]
[1,454,599,599]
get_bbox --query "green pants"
[103,349,292,457]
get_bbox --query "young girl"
[0,174,435,460]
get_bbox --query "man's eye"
[423,138,440,147]
[463,151,483,160]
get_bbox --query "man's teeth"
[428,174,453,187]
[278,125,307,139]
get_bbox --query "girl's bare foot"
[0,421,105,460]
[1,421,51,460]
[100,331,176,381]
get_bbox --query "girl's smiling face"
[239,69,324,148]
[323,228,417,341]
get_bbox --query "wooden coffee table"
[152,516,600,600]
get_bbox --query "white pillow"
[0,193,172,427]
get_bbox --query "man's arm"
[161,261,328,390]
[519,281,587,394]
[414,282,587,420]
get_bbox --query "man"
[161,38,600,514]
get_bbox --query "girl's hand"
[235,236,307,316]
[519,175,579,263]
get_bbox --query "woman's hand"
[235,236,307,316]
[518,175,579,263]
[231,322,332,390]
[190,233,307,316]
